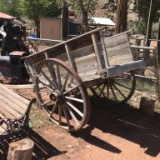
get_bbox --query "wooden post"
[7,138,34,160]
[140,97,156,116]
[61,2,69,40]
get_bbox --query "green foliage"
[0,0,61,26]
[22,0,61,25]
[57,0,97,16]
[128,20,146,34]
[68,0,97,16]
[0,0,23,19]
[56,0,97,26]
[134,0,160,25]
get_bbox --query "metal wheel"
[34,58,91,132]
[90,71,136,103]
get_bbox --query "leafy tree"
[134,0,160,23]
[0,0,22,18]
[21,0,61,37]
[57,0,97,31]
[0,0,61,37]
[134,0,160,43]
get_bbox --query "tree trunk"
[7,138,34,160]
[61,3,69,40]
[115,0,128,34]
[82,10,88,32]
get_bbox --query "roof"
[0,12,15,20]
[88,17,115,26]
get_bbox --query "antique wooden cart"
[24,27,145,132]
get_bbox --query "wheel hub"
[50,90,63,104]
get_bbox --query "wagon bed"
[24,27,145,132]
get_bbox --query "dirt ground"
[10,86,160,160]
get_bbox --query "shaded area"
[0,129,63,160]
[73,97,160,157]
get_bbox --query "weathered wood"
[7,138,34,160]
[25,27,146,88]
[25,27,102,79]
[140,97,156,115]
[91,32,104,69]
[99,29,109,67]
[104,33,133,66]
[105,60,145,78]
[65,43,77,71]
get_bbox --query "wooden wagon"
[24,27,145,132]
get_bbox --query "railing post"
[155,47,160,101]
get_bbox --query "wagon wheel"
[34,58,91,132]
[90,71,136,103]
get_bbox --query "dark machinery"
[0,21,30,84]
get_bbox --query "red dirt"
[13,87,160,160]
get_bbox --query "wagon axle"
[50,90,64,104]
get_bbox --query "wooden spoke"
[99,84,106,97]
[66,101,83,117]
[62,104,71,128]
[65,96,84,103]
[46,62,58,87]
[65,103,80,126]
[41,100,52,106]
[50,104,58,116]
[40,70,56,88]
[37,77,54,91]
[58,104,62,125]
[114,81,132,90]
[56,64,62,89]
[62,73,69,91]
[110,85,118,101]
[112,83,126,99]
[63,85,78,95]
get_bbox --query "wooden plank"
[0,94,26,116]
[91,32,104,69]
[0,84,29,105]
[0,101,21,119]
[109,54,133,66]
[104,32,134,67]
[0,102,17,119]
[60,52,99,75]
[65,43,77,71]
[99,29,109,67]
[106,60,145,77]
[0,84,29,119]
[80,74,100,82]
[105,33,129,47]
[106,43,132,57]
[25,27,102,71]
[71,44,95,59]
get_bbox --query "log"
[140,97,156,115]
[7,138,34,160]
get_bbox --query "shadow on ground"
[72,97,160,157]
[0,129,63,160]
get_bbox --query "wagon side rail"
[24,27,107,83]
[101,31,147,78]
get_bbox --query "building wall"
[40,17,62,40]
